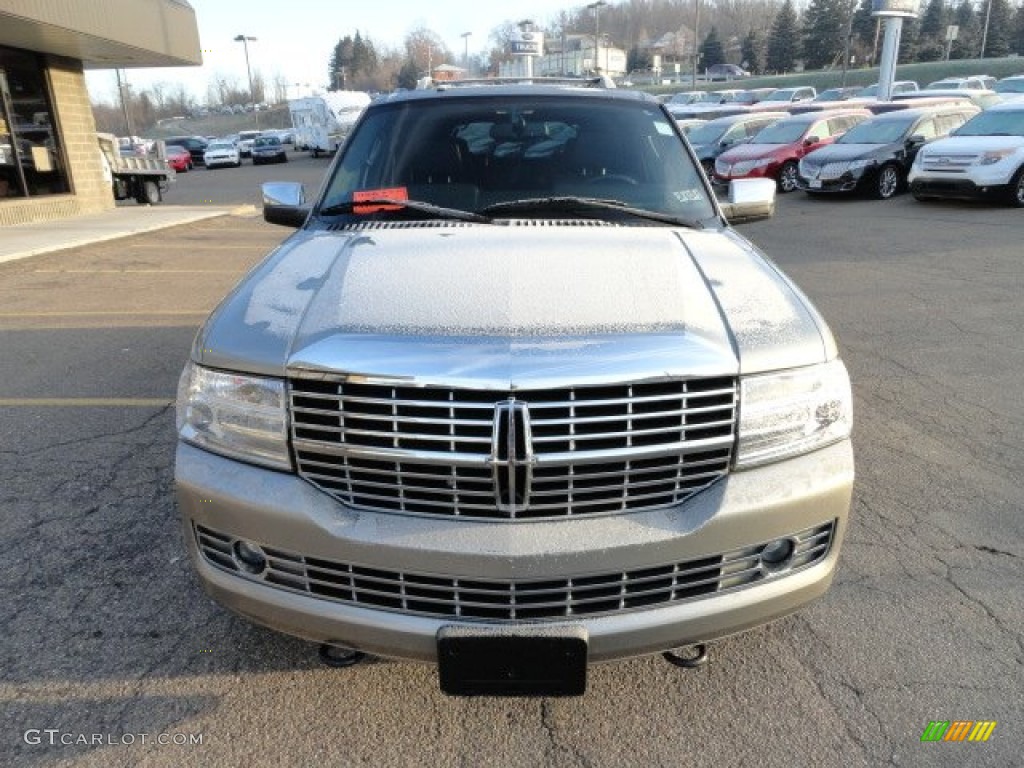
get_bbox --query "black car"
[797,105,979,199]
[163,135,209,166]
[706,63,750,81]
[685,111,789,178]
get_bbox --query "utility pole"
[587,1,607,73]
[115,68,132,137]
[461,31,472,76]
[234,34,259,130]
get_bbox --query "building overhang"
[0,0,202,68]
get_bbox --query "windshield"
[764,88,797,102]
[952,109,1024,137]
[838,117,913,144]
[750,120,807,144]
[815,89,850,102]
[207,142,233,151]
[994,79,1024,94]
[684,121,730,146]
[926,80,962,90]
[319,94,716,224]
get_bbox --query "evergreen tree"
[741,29,766,75]
[351,32,379,77]
[919,0,950,41]
[700,26,726,68]
[395,58,420,90]
[950,0,980,58]
[851,0,880,65]
[766,0,801,73]
[802,0,846,70]
[1014,3,1024,54]
[328,36,355,90]
[981,0,1013,57]
[898,17,920,61]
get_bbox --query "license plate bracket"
[437,625,588,697]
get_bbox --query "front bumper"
[176,440,853,663]
[909,164,1017,200]
[798,171,864,193]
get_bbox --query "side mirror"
[906,133,926,146]
[720,178,775,224]
[262,181,309,228]
[803,135,820,146]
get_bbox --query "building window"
[1,46,70,199]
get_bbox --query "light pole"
[234,34,259,130]
[587,1,607,74]
[979,0,992,59]
[461,31,472,76]
[692,0,701,87]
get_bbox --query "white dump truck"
[97,132,174,204]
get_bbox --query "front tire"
[873,164,900,200]
[777,161,799,193]
[1008,166,1024,208]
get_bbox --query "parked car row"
[667,74,1023,122]
[684,93,1024,206]
[161,128,294,171]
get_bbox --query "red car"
[165,145,193,172]
[714,109,871,192]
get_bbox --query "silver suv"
[175,81,854,695]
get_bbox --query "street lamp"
[461,31,472,76]
[587,1,607,74]
[233,34,259,130]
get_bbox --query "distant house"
[0,0,201,227]
[432,64,465,83]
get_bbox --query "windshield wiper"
[479,196,701,228]
[318,198,493,224]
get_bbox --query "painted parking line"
[31,269,246,274]
[0,398,174,407]
[0,310,209,317]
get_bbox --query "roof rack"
[424,75,617,91]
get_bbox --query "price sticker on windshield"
[353,187,409,214]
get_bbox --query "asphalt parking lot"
[2,155,1022,767]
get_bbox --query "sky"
[85,0,576,104]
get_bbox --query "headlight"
[735,360,852,468]
[848,159,874,171]
[978,149,1014,166]
[176,362,292,470]
[751,157,774,169]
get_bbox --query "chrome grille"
[920,153,975,172]
[195,521,835,621]
[818,162,850,180]
[290,378,737,519]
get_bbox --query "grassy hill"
[647,56,1024,97]
[147,104,293,139]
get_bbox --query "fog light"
[233,540,267,575]
[759,538,795,572]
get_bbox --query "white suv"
[909,102,1024,206]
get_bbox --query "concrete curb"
[0,206,239,266]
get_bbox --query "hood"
[718,143,782,162]
[923,135,1024,154]
[802,142,894,165]
[196,224,829,386]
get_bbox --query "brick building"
[0,0,201,227]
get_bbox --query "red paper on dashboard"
[353,187,409,214]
